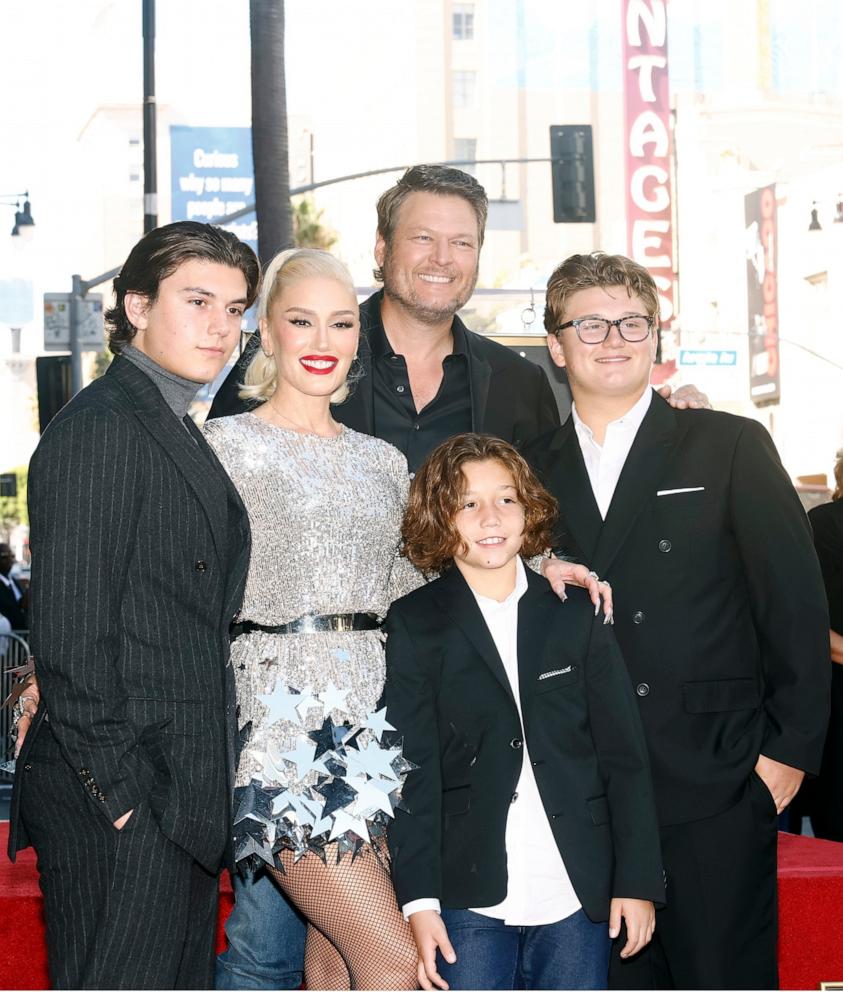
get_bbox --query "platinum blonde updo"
[240,248,359,405]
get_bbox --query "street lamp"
[1,192,35,237]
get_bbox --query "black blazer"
[208,293,562,448]
[523,395,831,826]
[0,577,26,630]
[809,499,843,633]
[383,566,664,923]
[9,358,250,872]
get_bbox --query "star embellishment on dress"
[257,684,304,727]
[281,738,330,782]
[362,706,396,742]
[318,680,350,716]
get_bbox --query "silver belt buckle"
[298,615,319,634]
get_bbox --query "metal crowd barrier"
[1,631,32,780]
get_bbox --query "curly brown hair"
[402,434,557,572]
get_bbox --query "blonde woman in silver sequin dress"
[204,248,421,990]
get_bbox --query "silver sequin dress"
[204,413,422,865]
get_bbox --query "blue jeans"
[437,907,611,990]
[215,870,306,990]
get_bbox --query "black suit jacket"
[9,358,250,871]
[209,293,561,448]
[523,395,831,826]
[0,577,26,630]
[383,566,664,923]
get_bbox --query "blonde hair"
[833,448,843,502]
[240,248,358,405]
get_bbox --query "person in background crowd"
[524,251,830,990]
[801,449,843,840]
[9,222,259,990]
[0,543,28,631]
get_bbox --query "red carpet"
[1,823,842,989]
[0,824,233,991]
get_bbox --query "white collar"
[469,556,528,611]
[571,386,653,445]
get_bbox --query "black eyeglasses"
[555,314,655,344]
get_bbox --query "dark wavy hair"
[104,221,260,355]
[544,251,660,334]
[402,434,557,573]
[373,164,488,281]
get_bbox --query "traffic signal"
[36,355,72,432]
[549,125,595,223]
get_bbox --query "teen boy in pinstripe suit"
[9,222,260,989]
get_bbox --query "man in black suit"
[523,252,830,990]
[9,222,260,989]
[0,543,27,630]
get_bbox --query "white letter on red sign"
[631,165,670,212]
[629,110,669,156]
[626,0,666,46]
[627,55,668,102]
[632,219,671,268]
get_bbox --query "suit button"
[195,560,207,572]
[632,611,645,624]
[636,683,650,697]
[658,539,672,553]
[510,738,522,749]
[510,792,519,803]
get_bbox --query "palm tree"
[293,197,337,250]
[250,0,293,265]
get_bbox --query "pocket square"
[538,666,573,681]
[656,487,705,496]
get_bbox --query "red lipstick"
[299,355,339,375]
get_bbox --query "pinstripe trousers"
[20,725,219,990]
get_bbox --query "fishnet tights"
[268,840,417,990]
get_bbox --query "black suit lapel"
[109,360,230,565]
[462,319,492,434]
[542,419,603,564]
[516,569,556,694]
[332,292,378,434]
[183,417,252,622]
[431,567,516,706]
[592,394,684,576]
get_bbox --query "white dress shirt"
[0,572,22,601]
[572,386,653,519]
[403,557,582,925]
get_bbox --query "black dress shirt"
[370,315,472,474]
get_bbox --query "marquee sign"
[622,0,676,327]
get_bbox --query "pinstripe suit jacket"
[9,357,250,872]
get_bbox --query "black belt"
[230,612,382,640]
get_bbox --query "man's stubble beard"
[380,248,479,326]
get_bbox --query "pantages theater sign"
[622,0,676,329]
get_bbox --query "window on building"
[453,3,475,40]
[453,138,477,174]
[452,70,477,110]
